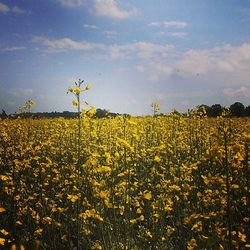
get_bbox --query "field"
[0,114,249,249]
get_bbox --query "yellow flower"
[238,232,246,242]
[34,228,43,237]
[154,155,161,163]
[0,238,5,246]
[43,216,52,225]
[72,100,78,107]
[67,194,79,202]
[187,238,197,250]
[74,87,82,95]
[67,87,74,93]
[138,215,144,221]
[136,207,142,214]
[87,107,96,117]
[0,175,8,181]
[96,166,111,174]
[129,219,136,224]
[146,231,153,238]
[91,241,102,250]
[86,84,91,90]
[0,229,8,236]
[0,207,6,213]
[94,214,104,222]
[219,244,224,250]
[11,244,17,250]
[143,191,152,200]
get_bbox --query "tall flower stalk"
[151,102,160,117]
[67,79,91,249]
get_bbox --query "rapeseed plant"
[0,101,249,249]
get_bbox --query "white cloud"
[9,88,33,98]
[32,36,103,52]
[164,21,187,28]
[12,6,26,14]
[133,42,250,88]
[83,24,97,29]
[103,30,117,38]
[223,86,250,99]
[149,20,188,29]
[0,2,26,14]
[108,42,174,60]
[32,35,250,90]
[171,32,187,38]
[93,0,138,19]
[58,0,85,7]
[135,65,145,73]
[175,43,250,77]
[154,63,173,77]
[0,2,9,13]
[0,46,26,52]
[33,36,174,61]
[140,43,250,81]
[149,22,161,27]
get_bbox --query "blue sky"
[0,0,250,115]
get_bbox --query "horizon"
[3,101,249,117]
[0,0,250,115]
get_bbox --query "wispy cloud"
[0,2,27,14]
[32,36,103,52]
[164,21,187,28]
[83,24,97,29]
[93,0,138,19]
[171,32,188,38]
[103,30,117,38]
[144,43,250,88]
[0,46,26,52]
[9,88,33,98]
[175,43,250,77]
[149,22,161,27]
[149,20,188,29]
[33,35,250,90]
[223,86,250,99]
[33,36,174,60]
[58,0,85,7]
[12,6,26,14]
[0,2,9,13]
[107,42,174,60]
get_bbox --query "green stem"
[224,127,232,250]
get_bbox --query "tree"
[210,104,223,117]
[230,102,245,117]
[245,105,250,116]
[95,108,109,118]
[1,109,8,119]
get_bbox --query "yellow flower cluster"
[0,114,249,249]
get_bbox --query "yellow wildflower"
[154,155,161,162]
[72,100,78,107]
[0,238,5,246]
[0,229,8,236]
[143,191,152,200]
[0,207,6,213]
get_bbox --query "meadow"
[0,111,249,249]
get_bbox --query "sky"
[0,0,250,115]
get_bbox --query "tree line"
[0,102,249,119]
[196,102,250,117]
